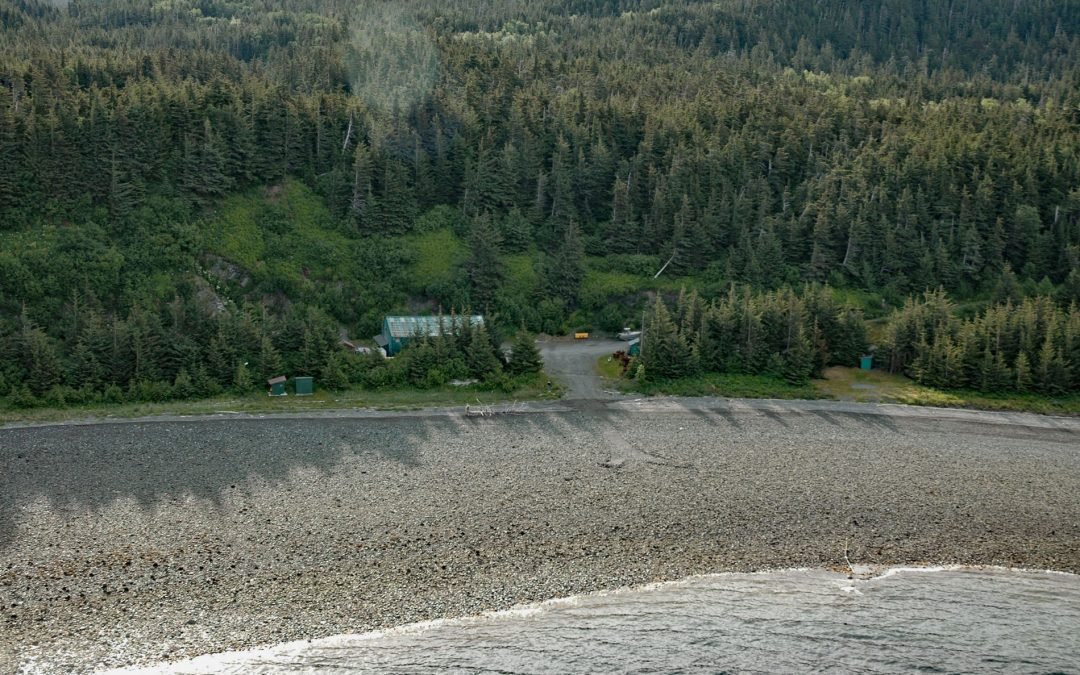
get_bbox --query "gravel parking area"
[539,338,626,399]
[2,401,1078,672]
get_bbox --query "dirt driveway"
[538,337,627,399]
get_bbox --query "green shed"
[627,337,641,357]
[267,376,287,396]
[293,376,314,396]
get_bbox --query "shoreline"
[2,401,1079,672]
[109,564,1080,674]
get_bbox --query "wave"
[108,566,1080,675]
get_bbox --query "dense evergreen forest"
[1,0,1078,406]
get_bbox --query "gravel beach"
[2,398,1079,673]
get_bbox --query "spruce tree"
[542,220,585,306]
[991,264,1024,305]
[1014,352,1033,392]
[465,326,502,380]
[507,329,542,376]
[406,339,439,387]
[233,361,254,392]
[173,368,195,399]
[320,352,350,391]
[783,323,815,385]
[23,327,63,397]
[466,213,504,312]
[642,297,697,381]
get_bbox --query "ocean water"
[119,567,1080,674]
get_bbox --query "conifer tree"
[992,264,1025,305]
[173,368,195,399]
[233,361,254,392]
[406,338,439,387]
[22,324,62,397]
[71,340,105,391]
[642,297,697,381]
[320,352,350,391]
[1014,352,1033,392]
[501,207,533,254]
[783,323,815,385]
[465,325,502,379]
[257,335,284,382]
[507,329,542,376]
[542,220,585,306]
[374,159,416,234]
[466,213,504,312]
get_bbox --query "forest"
[0,0,1078,407]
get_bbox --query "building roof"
[383,315,484,339]
[267,375,287,385]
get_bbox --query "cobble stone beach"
[2,399,1079,672]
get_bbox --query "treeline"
[635,286,867,384]
[883,291,1080,394]
[1,0,1079,407]
[0,289,542,408]
[1,1,1078,310]
[1,298,347,408]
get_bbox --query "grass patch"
[814,366,911,402]
[816,367,1080,415]
[0,372,564,426]
[888,388,1080,415]
[596,354,625,380]
[207,179,350,284]
[580,269,645,304]
[503,253,538,295]
[579,263,705,309]
[404,227,467,291]
[209,192,265,269]
[830,287,891,319]
[622,372,822,399]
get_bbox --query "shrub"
[9,385,39,409]
[102,384,125,404]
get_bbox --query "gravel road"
[2,399,1078,673]
[539,338,626,399]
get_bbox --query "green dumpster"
[267,375,287,396]
[860,355,873,371]
[294,376,314,396]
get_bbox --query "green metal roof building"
[376,315,485,356]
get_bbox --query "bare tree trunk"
[342,114,353,153]
[841,228,855,269]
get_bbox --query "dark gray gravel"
[1,400,1078,673]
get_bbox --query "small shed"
[376,315,485,356]
[627,337,641,357]
[293,376,314,396]
[267,375,287,397]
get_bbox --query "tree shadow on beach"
[0,414,463,551]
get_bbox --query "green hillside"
[1,0,1078,408]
